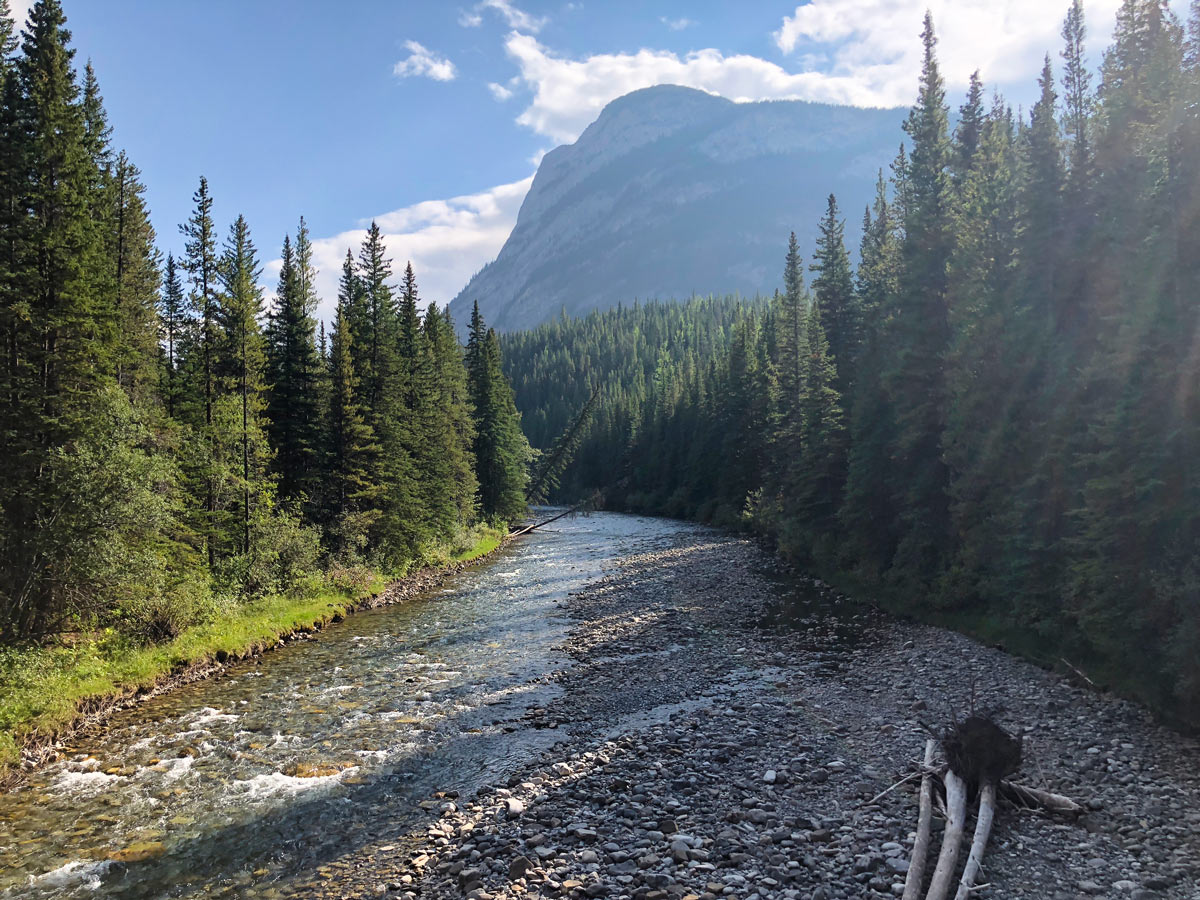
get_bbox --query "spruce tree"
[468,311,528,523]
[265,220,323,511]
[885,12,954,588]
[179,176,219,429]
[157,252,188,418]
[424,303,478,533]
[109,151,160,399]
[809,194,859,397]
[178,176,221,563]
[219,215,270,554]
[839,172,901,577]
[324,302,381,555]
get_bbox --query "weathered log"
[954,779,996,900]
[902,739,936,900]
[999,780,1085,816]
[925,769,968,900]
[508,505,581,538]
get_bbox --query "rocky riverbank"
[4,532,507,788]
[328,528,1200,900]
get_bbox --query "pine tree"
[1061,0,1093,190]
[839,172,901,577]
[265,220,323,511]
[468,311,529,523]
[787,300,846,562]
[952,70,985,188]
[424,304,478,532]
[109,152,160,399]
[809,194,859,397]
[178,175,221,563]
[179,176,219,429]
[885,12,954,588]
[218,215,270,554]
[157,252,188,418]
[324,302,381,556]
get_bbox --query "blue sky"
[19,0,1176,320]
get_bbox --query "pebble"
[315,529,1200,900]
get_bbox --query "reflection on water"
[0,512,696,899]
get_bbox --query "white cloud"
[772,0,1167,105]
[269,177,534,325]
[488,81,515,100]
[661,16,696,31]
[459,0,547,33]
[503,32,898,144]
[498,1,1191,145]
[393,40,457,82]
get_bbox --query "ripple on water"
[52,770,121,795]
[236,766,360,799]
[30,859,114,892]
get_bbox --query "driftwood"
[999,780,1084,816]
[901,714,1082,900]
[926,769,968,900]
[902,739,937,900]
[955,780,996,900]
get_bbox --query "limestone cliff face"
[449,85,904,333]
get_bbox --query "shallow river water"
[0,512,694,899]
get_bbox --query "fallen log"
[925,768,968,900]
[955,779,996,900]
[508,505,581,538]
[998,780,1085,816]
[902,739,936,900]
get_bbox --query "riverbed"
[0,513,685,898]
[3,513,1199,899]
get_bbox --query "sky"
[15,0,1175,322]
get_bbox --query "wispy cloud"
[488,81,515,100]
[269,177,534,323]
[393,40,457,82]
[459,0,547,33]
[661,16,696,31]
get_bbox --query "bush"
[121,573,218,643]
[215,509,321,600]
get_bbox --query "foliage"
[504,1,1200,727]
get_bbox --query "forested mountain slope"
[450,86,903,332]
[504,1,1200,727]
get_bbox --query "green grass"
[453,530,503,562]
[0,528,505,777]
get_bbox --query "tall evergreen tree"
[265,221,323,510]
[809,194,859,397]
[157,252,188,418]
[468,310,528,523]
[218,215,270,554]
[323,303,381,555]
[885,12,954,587]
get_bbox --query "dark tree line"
[506,0,1200,725]
[0,0,528,642]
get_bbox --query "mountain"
[449,85,905,333]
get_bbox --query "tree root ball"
[940,715,1022,786]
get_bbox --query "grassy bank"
[0,525,507,779]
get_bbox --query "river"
[0,512,694,899]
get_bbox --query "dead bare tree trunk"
[955,780,996,900]
[925,769,967,900]
[902,739,936,900]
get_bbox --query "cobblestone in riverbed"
[321,529,1200,900]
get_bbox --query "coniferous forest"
[505,0,1200,726]
[0,0,529,653]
